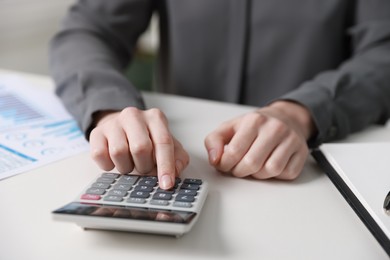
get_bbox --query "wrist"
[268,101,317,140]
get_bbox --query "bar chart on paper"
[0,93,46,130]
[0,75,89,180]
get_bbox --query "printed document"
[0,75,89,180]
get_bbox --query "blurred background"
[0,0,158,90]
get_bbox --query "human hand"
[89,107,189,189]
[204,101,316,180]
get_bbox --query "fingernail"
[209,149,218,164]
[176,160,184,173]
[161,174,173,189]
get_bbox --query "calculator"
[52,172,209,237]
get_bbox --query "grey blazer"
[50,0,390,146]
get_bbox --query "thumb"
[204,125,234,165]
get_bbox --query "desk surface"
[0,69,389,260]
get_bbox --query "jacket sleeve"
[280,0,390,147]
[49,0,155,137]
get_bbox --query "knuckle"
[250,171,269,180]
[225,146,242,162]
[90,147,106,161]
[264,160,283,176]
[238,113,265,130]
[89,127,104,140]
[109,145,128,157]
[231,164,254,178]
[282,169,300,180]
[226,144,241,156]
[270,119,287,135]
[247,112,266,124]
[131,140,153,155]
[120,107,140,123]
[121,106,140,117]
[242,156,261,174]
[101,164,115,171]
[117,166,132,174]
[147,108,167,121]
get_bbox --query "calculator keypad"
[80,173,203,209]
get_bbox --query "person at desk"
[50,0,390,190]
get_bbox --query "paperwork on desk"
[0,75,89,180]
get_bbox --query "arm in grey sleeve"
[49,0,155,137]
[280,0,390,147]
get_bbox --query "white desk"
[0,70,389,260]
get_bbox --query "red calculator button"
[81,194,101,200]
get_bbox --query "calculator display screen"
[54,202,196,224]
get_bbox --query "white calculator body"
[52,173,209,237]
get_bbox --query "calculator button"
[102,173,120,178]
[127,197,147,204]
[156,188,175,194]
[183,178,202,185]
[144,176,158,181]
[112,184,132,191]
[180,183,200,190]
[86,188,106,195]
[91,182,111,189]
[175,195,195,202]
[138,178,157,187]
[103,195,123,202]
[118,175,139,185]
[152,193,172,200]
[130,191,151,198]
[178,189,198,196]
[96,177,116,184]
[134,185,154,192]
[81,194,101,200]
[173,201,193,208]
[150,200,169,206]
[107,189,128,197]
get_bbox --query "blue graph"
[0,93,45,126]
[40,120,84,141]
